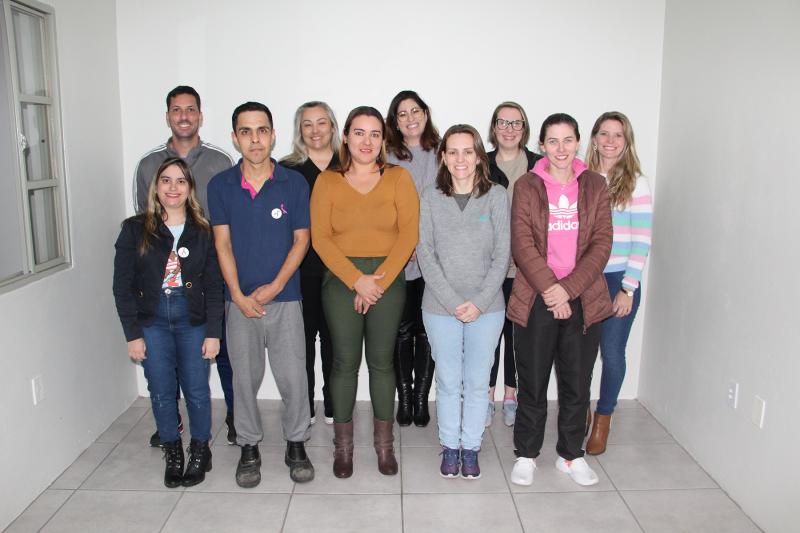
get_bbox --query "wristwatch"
[621,288,634,297]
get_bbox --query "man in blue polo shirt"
[208,101,313,487]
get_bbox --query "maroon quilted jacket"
[507,169,613,329]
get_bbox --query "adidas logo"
[549,194,578,231]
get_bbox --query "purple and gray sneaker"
[440,447,460,478]
[461,449,481,479]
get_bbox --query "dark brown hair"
[435,124,492,198]
[385,90,441,161]
[538,113,580,144]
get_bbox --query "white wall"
[115,0,665,400]
[639,1,800,531]
[0,0,136,529]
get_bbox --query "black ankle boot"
[285,441,315,483]
[394,324,414,426]
[182,439,212,487]
[413,333,434,427]
[162,440,184,488]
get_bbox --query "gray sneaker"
[503,399,517,426]
[485,401,496,427]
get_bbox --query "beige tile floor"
[6,399,761,533]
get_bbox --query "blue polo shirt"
[208,159,310,302]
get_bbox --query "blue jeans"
[142,288,211,442]
[597,271,642,416]
[423,310,505,450]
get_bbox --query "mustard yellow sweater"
[310,165,420,290]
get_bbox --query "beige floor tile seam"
[485,424,527,533]
[22,488,75,533]
[617,488,765,533]
[156,490,187,533]
[589,447,648,533]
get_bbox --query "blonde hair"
[281,101,341,166]
[586,111,642,210]
[140,157,209,255]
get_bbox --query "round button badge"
[178,247,189,258]
[271,208,282,220]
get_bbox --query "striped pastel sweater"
[604,176,652,290]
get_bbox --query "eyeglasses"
[397,107,424,122]
[495,118,525,131]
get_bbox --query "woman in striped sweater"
[584,111,653,455]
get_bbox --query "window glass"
[20,102,51,181]
[11,7,47,97]
[28,187,60,264]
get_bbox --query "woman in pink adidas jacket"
[506,113,613,488]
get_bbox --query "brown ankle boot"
[373,418,398,475]
[586,413,611,455]
[333,421,354,478]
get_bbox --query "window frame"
[0,0,70,291]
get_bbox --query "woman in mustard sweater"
[310,106,419,478]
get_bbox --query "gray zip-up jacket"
[133,139,233,214]
[416,183,510,316]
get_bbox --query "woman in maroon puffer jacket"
[506,113,612,488]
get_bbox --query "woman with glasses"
[113,157,223,488]
[385,90,441,428]
[485,102,543,427]
[583,111,652,455]
[281,101,342,426]
[311,106,419,478]
[417,124,509,479]
[507,113,612,488]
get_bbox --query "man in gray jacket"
[133,85,236,447]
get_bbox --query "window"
[0,0,69,289]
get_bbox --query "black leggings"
[490,278,516,389]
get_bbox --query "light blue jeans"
[423,310,505,450]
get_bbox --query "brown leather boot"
[586,413,611,455]
[333,421,354,478]
[373,418,398,475]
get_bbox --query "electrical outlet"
[31,375,44,405]
[727,381,739,409]
[751,395,766,428]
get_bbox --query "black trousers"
[301,273,334,418]
[490,277,516,389]
[513,296,600,460]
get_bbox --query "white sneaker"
[324,416,334,425]
[510,457,536,486]
[555,456,599,486]
[310,415,316,425]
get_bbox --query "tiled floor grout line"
[593,453,647,533]
[34,488,76,533]
[157,490,186,533]
[487,416,527,533]
[18,399,762,532]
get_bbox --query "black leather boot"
[394,322,414,426]
[162,440,184,488]
[413,333,434,427]
[236,444,262,488]
[285,441,315,483]
[182,439,212,487]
